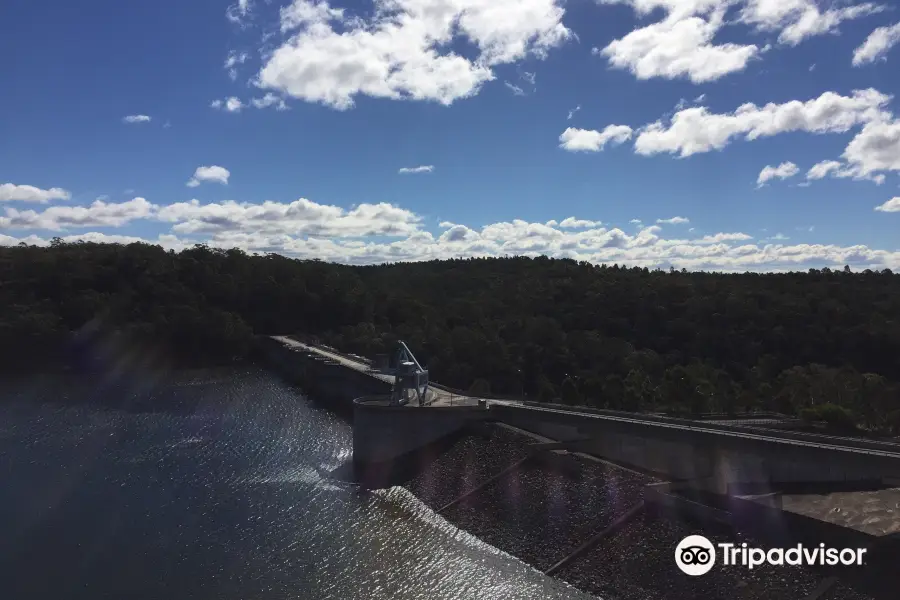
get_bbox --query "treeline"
[2,240,899,431]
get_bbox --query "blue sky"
[1,0,899,271]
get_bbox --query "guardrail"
[428,381,525,402]
[516,401,900,454]
[286,336,374,366]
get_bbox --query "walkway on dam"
[271,336,481,407]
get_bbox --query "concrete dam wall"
[256,336,392,412]
[489,403,898,493]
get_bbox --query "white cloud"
[521,71,536,85]
[853,21,900,65]
[279,0,345,31]
[255,0,571,110]
[0,183,72,203]
[695,232,752,243]
[211,97,245,113]
[156,198,422,238]
[227,0,253,25]
[504,82,526,96]
[122,115,151,124]
[600,10,759,83]
[187,166,231,188]
[739,0,883,46]
[0,232,188,251]
[567,105,581,120]
[398,165,434,174]
[559,217,601,228]
[0,197,156,231]
[559,125,633,152]
[250,93,289,110]
[757,161,799,186]
[807,159,844,180]
[630,218,643,224]
[874,197,900,212]
[657,216,690,224]
[594,0,882,84]
[6,205,900,271]
[225,51,249,81]
[632,88,891,157]
[803,158,884,184]
[841,119,900,176]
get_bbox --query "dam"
[259,335,900,492]
[259,335,900,599]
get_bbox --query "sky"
[2,0,900,272]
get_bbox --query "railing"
[515,401,900,454]
[286,335,374,366]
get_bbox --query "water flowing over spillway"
[0,368,593,600]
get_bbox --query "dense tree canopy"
[2,241,899,431]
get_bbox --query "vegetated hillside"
[2,240,899,430]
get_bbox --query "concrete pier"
[353,396,488,487]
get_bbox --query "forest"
[2,239,899,432]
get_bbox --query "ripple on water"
[0,368,596,600]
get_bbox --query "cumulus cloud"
[594,0,881,84]
[156,198,422,238]
[254,0,571,110]
[632,88,890,157]
[559,125,633,152]
[4,204,899,271]
[567,105,581,120]
[122,115,151,124]
[601,10,759,83]
[841,119,900,176]
[559,217,602,228]
[757,161,799,186]
[0,232,188,251]
[696,232,752,243]
[853,21,900,65]
[0,197,156,231]
[211,97,245,113]
[804,158,885,184]
[0,183,72,203]
[874,197,900,212]
[657,216,690,224]
[739,0,883,46]
[398,165,434,174]
[187,166,231,188]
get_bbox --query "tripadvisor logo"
[675,535,867,576]
[675,535,716,576]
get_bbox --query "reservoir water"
[0,367,594,600]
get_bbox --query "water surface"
[0,368,594,600]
